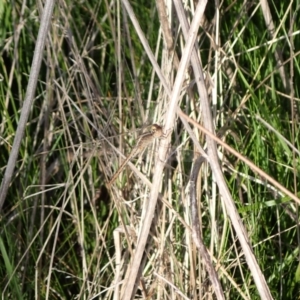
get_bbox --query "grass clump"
[0,0,300,299]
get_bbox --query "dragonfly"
[42,124,201,186]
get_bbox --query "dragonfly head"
[151,124,164,138]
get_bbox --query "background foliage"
[0,0,300,299]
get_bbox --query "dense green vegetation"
[0,0,300,299]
